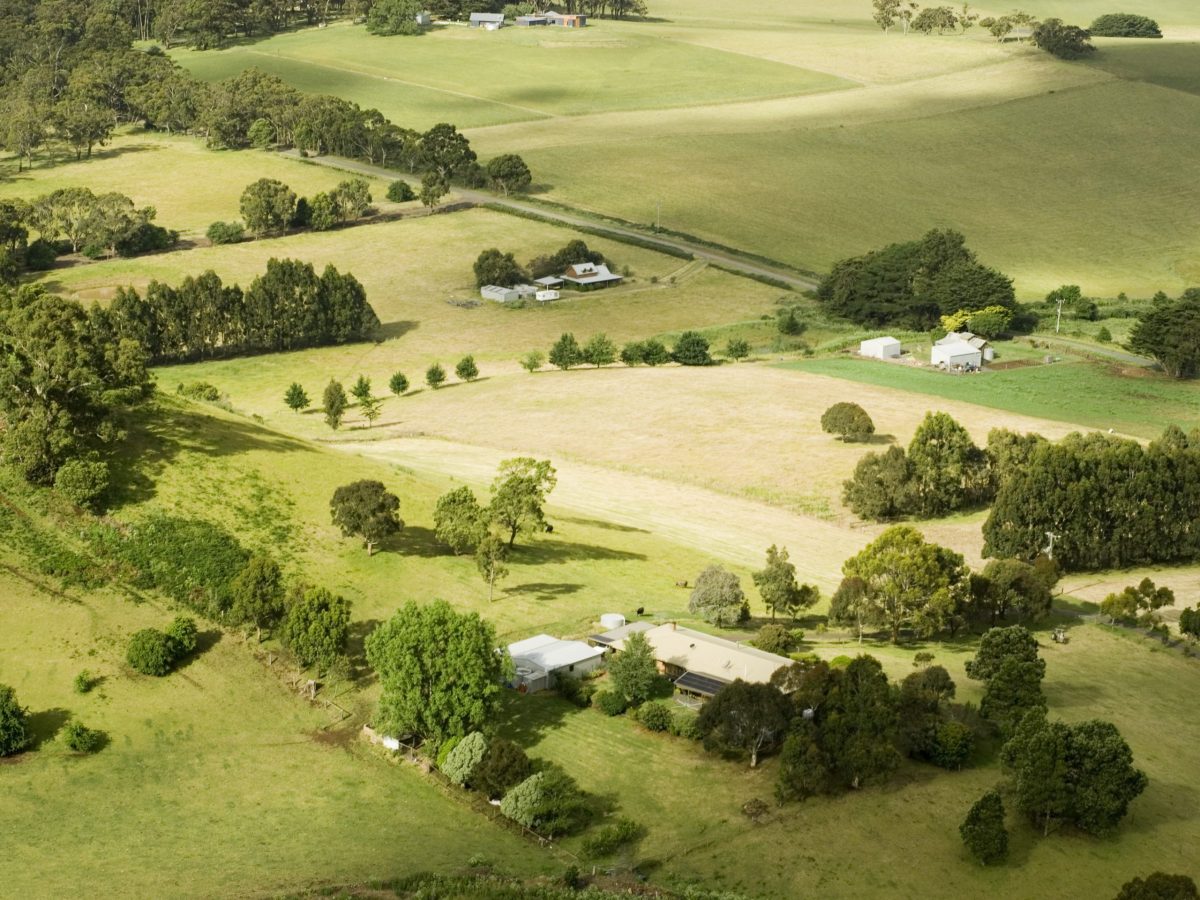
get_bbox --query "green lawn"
[786,355,1200,438]
[174,20,852,130]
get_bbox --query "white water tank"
[600,613,626,630]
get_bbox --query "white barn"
[859,336,901,359]
[507,634,605,693]
[931,337,982,369]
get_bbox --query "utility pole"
[655,200,661,233]
[1054,296,1063,333]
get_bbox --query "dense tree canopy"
[1089,13,1162,37]
[367,0,426,35]
[688,565,750,627]
[366,600,507,743]
[281,584,351,674]
[330,480,403,555]
[1128,290,1200,378]
[1032,18,1096,59]
[821,402,875,442]
[698,680,793,768]
[817,230,1015,329]
[489,457,557,548]
[608,631,661,705]
[0,684,30,756]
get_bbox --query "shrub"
[206,221,246,245]
[670,711,702,740]
[73,670,94,694]
[177,382,221,401]
[637,701,673,733]
[442,731,488,786]
[960,790,1008,865]
[672,331,713,366]
[54,458,109,512]
[426,363,447,389]
[388,371,409,395]
[1097,326,1112,343]
[753,623,795,655]
[24,237,58,270]
[555,674,595,708]
[436,735,460,768]
[1089,13,1162,37]
[821,402,875,442]
[387,180,416,202]
[593,690,628,717]
[126,628,176,676]
[116,222,177,257]
[0,684,30,756]
[581,817,644,859]
[472,738,531,799]
[166,616,199,657]
[455,355,479,382]
[63,720,103,754]
[500,768,591,837]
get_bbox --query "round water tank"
[600,613,626,630]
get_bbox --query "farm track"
[280,150,821,292]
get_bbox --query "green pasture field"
[786,354,1200,439]
[0,133,392,239]
[0,565,552,899]
[174,20,852,130]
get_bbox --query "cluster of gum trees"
[108,258,379,364]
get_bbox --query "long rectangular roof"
[613,623,791,685]
[508,634,604,671]
[590,620,654,646]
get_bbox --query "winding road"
[280,149,821,292]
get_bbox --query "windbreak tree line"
[107,259,380,364]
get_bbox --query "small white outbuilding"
[859,336,902,359]
[507,634,605,693]
[931,339,982,369]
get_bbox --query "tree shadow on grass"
[515,539,646,565]
[379,525,443,559]
[27,708,71,749]
[492,692,578,746]
[346,618,382,684]
[503,582,584,602]
[174,630,222,671]
[107,404,310,509]
[376,320,419,341]
[556,515,649,534]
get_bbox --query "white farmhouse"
[859,336,901,359]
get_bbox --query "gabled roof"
[561,262,622,285]
[508,634,604,671]
[613,623,791,686]
[591,620,654,646]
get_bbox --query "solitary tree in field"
[608,631,660,705]
[841,525,968,643]
[475,534,510,602]
[330,480,403,555]
[960,790,1008,864]
[821,402,875,442]
[688,565,749,627]
[0,684,30,756]
[486,154,532,196]
[322,379,347,430]
[425,363,446,389]
[388,371,409,396]
[229,554,285,642]
[365,599,506,742]
[489,457,557,548]
[456,355,479,382]
[281,584,351,674]
[284,382,309,413]
[672,331,712,366]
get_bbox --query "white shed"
[535,290,560,302]
[859,336,901,359]
[931,339,982,369]
[481,284,518,303]
[507,634,605,693]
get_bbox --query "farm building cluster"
[480,262,623,304]
[469,10,589,29]
[858,332,993,372]
[505,616,793,706]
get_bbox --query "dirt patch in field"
[309,725,359,749]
